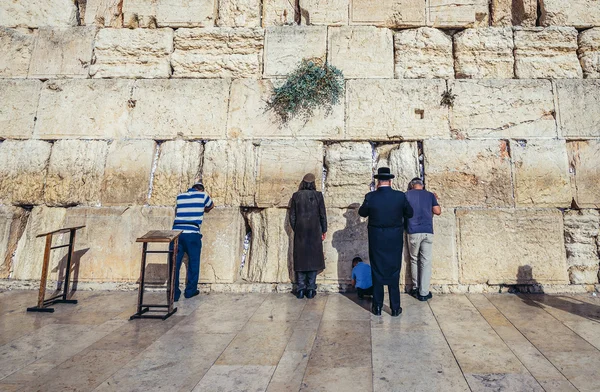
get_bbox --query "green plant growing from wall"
[440,88,457,108]
[267,58,344,125]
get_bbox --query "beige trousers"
[408,233,434,297]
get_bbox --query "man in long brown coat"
[289,173,327,299]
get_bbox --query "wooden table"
[27,226,85,313]
[130,230,182,320]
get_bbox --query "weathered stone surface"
[0,140,51,205]
[454,28,515,79]
[563,209,600,284]
[34,79,134,139]
[346,79,449,139]
[394,28,453,79]
[449,80,556,139]
[424,140,513,208]
[217,0,261,27]
[129,79,230,139]
[227,79,344,139]
[350,0,426,27]
[256,140,323,208]
[514,27,583,79]
[457,209,569,285]
[511,140,572,208]
[569,141,600,208]
[0,28,36,78]
[0,80,41,139]
[83,0,124,27]
[202,140,258,207]
[328,26,394,79]
[375,142,420,192]
[429,0,489,28]
[90,28,173,79]
[244,208,293,283]
[45,140,109,207]
[430,212,458,284]
[556,80,600,138]
[101,140,156,206]
[491,0,537,27]
[262,0,297,26]
[123,0,216,27]
[579,28,600,79]
[324,143,372,208]
[263,26,327,77]
[300,0,348,25]
[0,0,77,28]
[540,0,600,28]
[149,141,203,206]
[28,27,96,79]
[0,207,28,278]
[172,28,263,78]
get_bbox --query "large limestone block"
[0,140,52,205]
[0,0,77,28]
[129,79,230,139]
[457,209,569,285]
[28,27,97,79]
[556,80,600,138]
[0,207,28,278]
[256,140,324,208]
[227,79,344,139]
[394,28,453,79]
[45,140,109,207]
[328,26,394,79]
[171,28,264,78]
[428,0,489,28]
[424,140,513,208]
[202,140,258,207]
[350,0,426,27]
[514,27,583,79]
[300,0,348,25]
[449,80,556,139]
[454,28,515,79]
[563,209,600,284]
[0,80,41,139]
[0,28,36,78]
[90,28,173,79]
[540,0,600,28]
[430,212,458,284]
[491,0,537,27]
[83,0,124,27]
[375,142,420,192]
[244,208,293,283]
[200,208,244,283]
[149,141,203,206]
[262,0,297,26]
[346,79,449,140]
[123,0,216,27]
[263,26,327,77]
[34,79,134,139]
[569,141,600,208]
[217,0,261,27]
[579,28,600,79]
[101,140,156,206]
[511,140,572,208]
[325,143,373,208]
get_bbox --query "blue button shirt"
[351,262,372,289]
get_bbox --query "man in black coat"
[358,167,413,316]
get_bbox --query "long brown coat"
[289,190,327,272]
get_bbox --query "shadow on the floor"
[341,292,372,313]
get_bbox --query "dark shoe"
[174,297,180,303]
[306,289,316,299]
[409,288,419,298]
[184,290,200,299]
[372,304,382,316]
[358,293,364,300]
[391,308,403,317]
[296,289,305,299]
[417,292,432,302]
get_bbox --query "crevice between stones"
[3,207,30,280]
[146,141,162,204]
[75,0,87,26]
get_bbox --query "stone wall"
[0,0,599,293]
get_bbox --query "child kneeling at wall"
[351,257,373,299]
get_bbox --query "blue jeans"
[172,233,202,300]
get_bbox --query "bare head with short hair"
[408,177,424,191]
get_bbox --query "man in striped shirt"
[172,182,214,301]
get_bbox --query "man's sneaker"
[417,292,433,302]
[409,288,419,298]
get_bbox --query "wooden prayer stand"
[27,226,85,313]
[130,230,181,321]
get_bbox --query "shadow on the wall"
[332,204,368,291]
[51,248,89,298]
[284,207,294,287]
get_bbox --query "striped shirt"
[172,188,213,234]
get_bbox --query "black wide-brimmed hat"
[374,167,395,180]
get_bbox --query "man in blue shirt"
[405,178,441,302]
[351,257,373,299]
[172,182,214,301]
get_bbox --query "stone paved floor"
[1,290,600,392]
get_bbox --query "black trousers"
[373,280,401,311]
[357,287,373,297]
[296,271,317,290]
